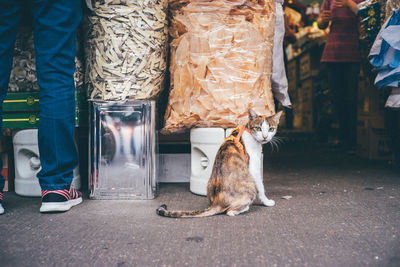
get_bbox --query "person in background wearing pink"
[318,0,363,152]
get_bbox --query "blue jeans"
[0,0,82,191]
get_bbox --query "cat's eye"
[254,127,262,131]
[268,127,275,132]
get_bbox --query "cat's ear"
[272,111,283,125]
[248,108,257,120]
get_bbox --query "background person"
[317,0,363,152]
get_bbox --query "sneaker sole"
[40,197,83,213]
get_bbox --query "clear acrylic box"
[89,100,157,199]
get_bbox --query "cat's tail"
[156,204,226,218]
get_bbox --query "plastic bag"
[8,26,84,92]
[272,3,291,108]
[369,9,400,88]
[86,0,168,100]
[163,0,276,133]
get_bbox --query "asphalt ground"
[1,141,399,267]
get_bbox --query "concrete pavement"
[1,141,399,266]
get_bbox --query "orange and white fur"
[157,109,282,217]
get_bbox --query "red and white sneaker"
[0,192,4,215]
[40,187,82,213]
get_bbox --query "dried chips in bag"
[163,0,276,133]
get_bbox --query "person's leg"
[32,0,82,190]
[328,63,347,146]
[0,0,23,214]
[343,62,360,150]
[31,0,83,212]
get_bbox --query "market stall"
[2,0,282,198]
[281,0,398,161]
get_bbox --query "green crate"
[75,108,88,127]
[75,91,87,109]
[2,91,87,128]
[3,91,87,112]
[3,111,85,129]
[3,92,40,112]
[3,112,39,128]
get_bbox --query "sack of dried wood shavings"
[85,0,168,101]
[163,0,276,134]
[8,26,84,92]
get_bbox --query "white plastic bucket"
[190,128,225,196]
[13,129,80,197]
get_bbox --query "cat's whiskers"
[266,139,276,152]
[273,139,279,152]
[267,136,284,152]
[273,135,285,143]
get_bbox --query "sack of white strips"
[86,0,168,101]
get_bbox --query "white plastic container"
[13,129,80,197]
[190,128,225,196]
[225,128,234,138]
[190,127,263,196]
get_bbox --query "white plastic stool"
[225,128,234,138]
[13,129,80,197]
[190,128,225,196]
[190,127,264,196]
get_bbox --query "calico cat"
[156,109,282,217]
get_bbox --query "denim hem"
[40,183,71,191]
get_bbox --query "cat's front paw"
[261,198,275,207]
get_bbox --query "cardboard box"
[301,79,313,111]
[369,127,393,160]
[298,49,321,81]
[358,80,369,114]
[287,59,298,86]
[288,79,298,104]
[292,93,303,129]
[300,79,314,132]
[368,115,393,160]
[357,78,387,116]
[357,115,370,158]
[292,78,314,132]
[299,53,311,81]
[357,115,394,160]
